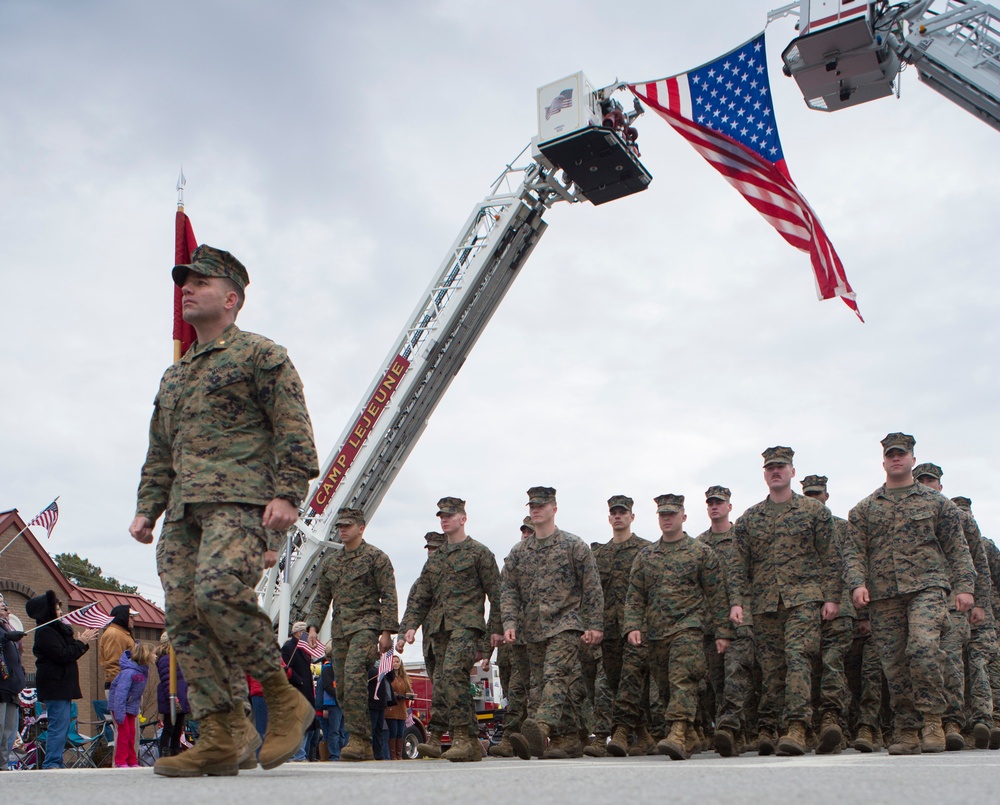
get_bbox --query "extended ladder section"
[902,1,1000,131]
[259,153,581,637]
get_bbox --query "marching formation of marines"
[301,431,999,762]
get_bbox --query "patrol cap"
[526,486,557,505]
[424,531,446,549]
[172,244,250,290]
[881,432,915,455]
[520,516,536,533]
[800,475,828,493]
[654,493,685,513]
[762,446,794,466]
[436,497,466,516]
[334,507,365,527]
[705,485,731,502]
[913,462,943,480]
[607,494,634,511]
[951,496,972,510]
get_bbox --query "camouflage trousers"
[870,587,949,731]
[423,639,444,735]
[503,642,531,733]
[814,615,854,721]
[525,631,585,737]
[648,629,705,724]
[606,636,652,733]
[709,626,759,736]
[754,603,822,731]
[965,625,997,727]
[580,643,613,735]
[157,502,282,718]
[845,633,885,733]
[331,630,379,743]
[941,608,972,727]
[428,629,481,738]
[988,642,1000,728]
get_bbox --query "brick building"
[0,509,165,728]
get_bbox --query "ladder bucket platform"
[535,127,652,205]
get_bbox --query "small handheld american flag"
[61,602,114,629]
[297,638,326,661]
[28,500,60,538]
[373,649,395,700]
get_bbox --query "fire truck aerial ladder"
[769,0,1000,131]
[259,74,651,639]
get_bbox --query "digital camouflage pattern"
[525,631,587,735]
[137,324,319,550]
[427,628,482,737]
[579,642,613,735]
[331,630,380,742]
[156,502,283,717]
[754,603,823,731]
[399,537,502,649]
[399,536,501,736]
[172,244,250,289]
[940,608,971,728]
[306,541,398,638]
[955,506,993,613]
[880,432,915,453]
[696,524,751,627]
[623,535,733,641]
[869,588,949,730]
[648,629,706,723]
[500,529,604,642]
[730,493,840,614]
[592,534,652,639]
[843,483,975,601]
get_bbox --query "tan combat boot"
[520,718,550,758]
[920,715,946,753]
[689,725,705,755]
[488,734,514,758]
[971,723,990,750]
[657,721,690,761]
[340,734,375,761]
[416,730,444,759]
[583,733,609,757]
[154,711,238,777]
[628,724,655,757]
[442,731,482,762]
[817,711,843,755]
[852,725,875,753]
[542,733,583,759]
[257,671,315,770]
[231,706,262,770]
[714,727,736,757]
[757,728,777,756]
[777,721,808,756]
[944,721,965,751]
[888,728,921,755]
[989,724,1000,750]
[606,726,629,757]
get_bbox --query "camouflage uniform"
[696,522,758,739]
[730,473,840,735]
[307,537,398,745]
[501,523,604,738]
[399,525,501,739]
[814,514,856,731]
[843,476,975,733]
[623,530,733,725]
[138,312,319,718]
[592,528,652,735]
[977,525,1000,735]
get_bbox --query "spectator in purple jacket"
[110,642,155,767]
[156,632,191,758]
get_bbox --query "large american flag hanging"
[630,33,862,321]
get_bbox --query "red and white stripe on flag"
[297,638,326,661]
[28,501,60,538]
[62,603,114,629]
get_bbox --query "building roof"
[0,509,165,629]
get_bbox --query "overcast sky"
[3,1,997,622]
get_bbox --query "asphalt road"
[5,751,998,805]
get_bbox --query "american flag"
[297,638,326,661]
[27,500,59,538]
[545,88,573,120]
[630,33,862,321]
[62,602,114,629]
[373,649,394,701]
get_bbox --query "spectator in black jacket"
[25,591,98,769]
[281,622,316,761]
[1,594,27,763]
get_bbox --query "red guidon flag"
[629,33,862,321]
[174,208,198,357]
